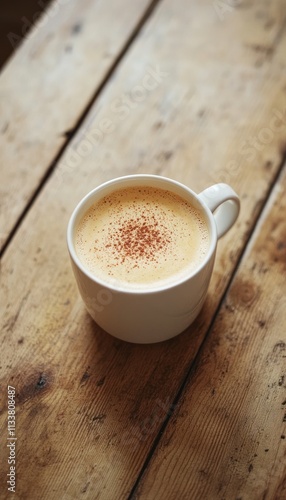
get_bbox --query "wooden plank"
[1,0,286,498]
[0,0,156,249]
[134,165,286,500]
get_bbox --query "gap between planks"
[127,152,286,500]
[0,0,162,259]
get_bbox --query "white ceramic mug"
[67,175,240,343]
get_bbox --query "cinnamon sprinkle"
[107,214,171,265]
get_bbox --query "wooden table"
[1,0,285,498]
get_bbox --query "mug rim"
[67,174,218,294]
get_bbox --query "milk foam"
[75,186,210,289]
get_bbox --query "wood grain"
[0,0,286,498]
[0,0,155,249]
[134,164,286,500]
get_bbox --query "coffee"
[75,186,210,289]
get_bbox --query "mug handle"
[198,183,240,239]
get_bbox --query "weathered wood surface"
[134,165,286,500]
[0,0,286,499]
[0,0,155,250]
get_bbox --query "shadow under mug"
[67,175,240,343]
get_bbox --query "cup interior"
[67,175,217,292]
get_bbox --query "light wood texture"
[0,0,154,249]
[135,165,286,500]
[0,0,286,499]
